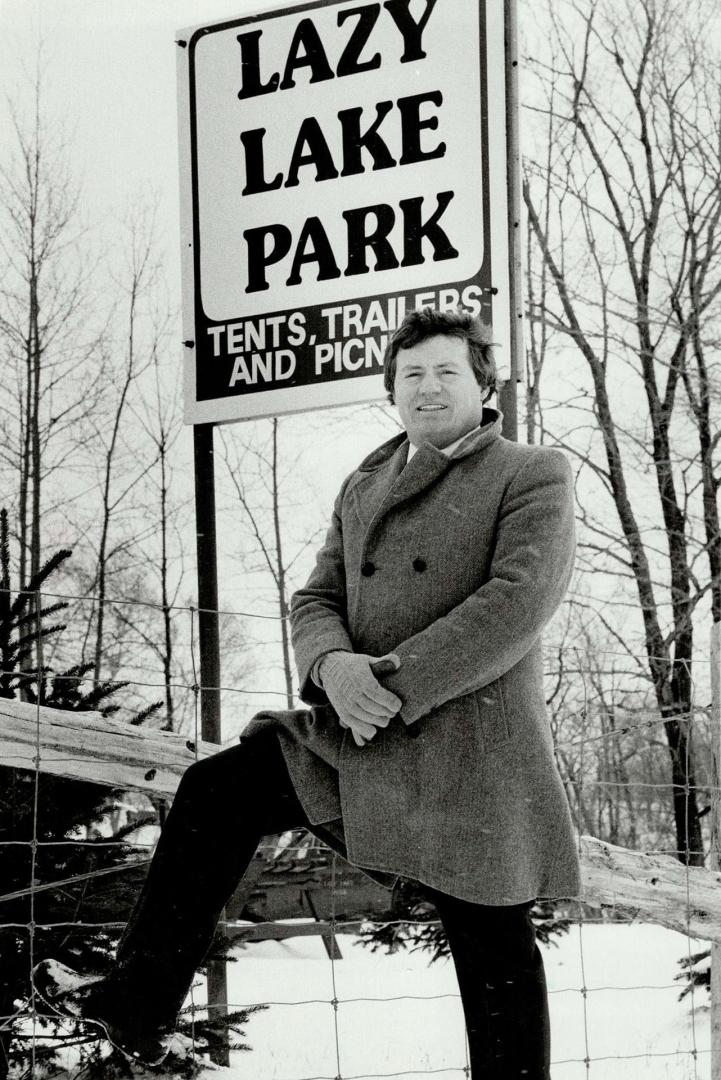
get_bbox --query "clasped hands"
[318,651,402,747]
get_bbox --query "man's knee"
[175,740,250,801]
[175,732,296,814]
[173,755,215,805]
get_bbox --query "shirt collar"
[406,424,483,463]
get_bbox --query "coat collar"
[354,408,504,528]
[358,407,504,473]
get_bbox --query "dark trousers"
[110,733,551,1079]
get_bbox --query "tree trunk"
[271,419,294,709]
[159,430,174,730]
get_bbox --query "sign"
[177,0,510,424]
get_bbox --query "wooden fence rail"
[2,698,721,943]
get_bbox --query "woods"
[522,0,721,866]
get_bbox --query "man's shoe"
[33,958,174,1067]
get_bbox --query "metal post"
[193,422,229,1066]
[501,0,522,444]
[711,620,721,1078]
[194,423,221,742]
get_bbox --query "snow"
[177,922,710,1080]
[32,921,710,1078]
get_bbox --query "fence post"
[711,620,721,1079]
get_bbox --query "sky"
[0,0,272,294]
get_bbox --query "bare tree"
[50,205,200,731]
[522,0,721,865]
[0,64,104,671]
[542,596,701,853]
[82,207,161,685]
[115,295,191,732]
[0,68,190,727]
[133,339,183,730]
[218,419,326,709]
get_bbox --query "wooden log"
[0,697,216,798]
[2,698,721,942]
[579,834,721,942]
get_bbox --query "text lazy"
[236,0,439,100]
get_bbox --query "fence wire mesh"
[0,586,717,1078]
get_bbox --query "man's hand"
[319,651,401,747]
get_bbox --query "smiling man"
[284,306,580,1078]
[35,307,578,1079]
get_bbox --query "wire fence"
[0,586,718,1078]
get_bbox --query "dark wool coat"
[244,408,580,905]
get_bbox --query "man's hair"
[383,306,497,405]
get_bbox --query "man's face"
[393,335,485,449]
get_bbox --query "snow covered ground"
[182,921,710,1080]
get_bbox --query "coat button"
[361,560,376,576]
[412,557,427,572]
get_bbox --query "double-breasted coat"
[244,408,580,905]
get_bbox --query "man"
[36,306,579,1079]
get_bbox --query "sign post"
[502,0,521,441]
[191,421,228,1063]
[176,0,517,1062]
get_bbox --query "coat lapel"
[350,437,409,530]
[359,445,454,555]
[376,444,453,515]
[353,409,504,547]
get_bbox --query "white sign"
[177,0,510,424]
